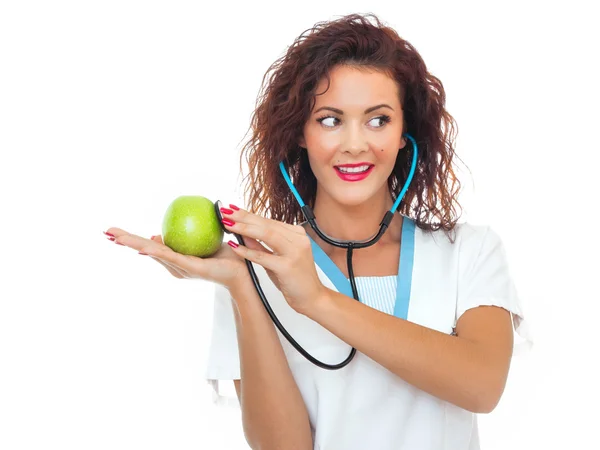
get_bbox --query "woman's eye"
[316,115,391,128]
[368,116,390,127]
[317,116,338,128]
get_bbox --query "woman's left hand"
[220,205,325,315]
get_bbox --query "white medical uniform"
[204,216,533,450]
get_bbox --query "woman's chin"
[333,192,376,208]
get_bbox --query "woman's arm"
[229,277,313,450]
[299,289,514,414]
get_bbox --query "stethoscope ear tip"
[214,200,233,235]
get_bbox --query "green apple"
[161,195,224,257]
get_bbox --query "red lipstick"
[334,164,374,182]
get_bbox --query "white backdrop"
[1,1,598,448]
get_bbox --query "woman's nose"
[343,124,369,154]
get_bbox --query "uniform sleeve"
[455,225,534,355]
[204,283,241,408]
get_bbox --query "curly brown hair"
[237,12,468,243]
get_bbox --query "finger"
[111,230,170,254]
[222,208,308,255]
[243,236,274,255]
[151,235,164,245]
[108,230,190,278]
[228,241,281,272]
[105,227,131,238]
[221,206,306,235]
[277,221,306,235]
[140,241,210,278]
[222,206,303,253]
[148,235,190,278]
[149,256,186,278]
[225,221,299,255]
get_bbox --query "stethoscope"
[214,133,418,370]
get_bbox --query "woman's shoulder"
[415,218,494,251]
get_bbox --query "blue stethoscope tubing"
[215,133,418,370]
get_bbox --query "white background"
[1,1,598,448]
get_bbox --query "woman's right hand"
[105,228,256,292]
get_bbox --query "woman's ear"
[298,135,306,149]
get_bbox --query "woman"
[106,13,531,450]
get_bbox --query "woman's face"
[299,65,406,208]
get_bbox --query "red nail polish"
[104,231,115,237]
[222,218,235,226]
[229,204,240,211]
[220,207,234,215]
[227,240,238,249]
[107,237,115,242]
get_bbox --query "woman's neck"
[301,189,403,254]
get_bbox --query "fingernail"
[150,235,156,240]
[107,237,115,242]
[104,231,115,237]
[220,207,234,215]
[227,240,238,249]
[222,218,235,227]
[138,252,148,255]
[229,204,240,211]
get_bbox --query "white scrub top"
[204,217,533,450]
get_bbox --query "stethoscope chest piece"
[214,200,233,235]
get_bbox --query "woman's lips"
[334,165,374,182]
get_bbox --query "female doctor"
[105,13,531,450]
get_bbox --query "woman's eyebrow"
[313,104,394,115]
